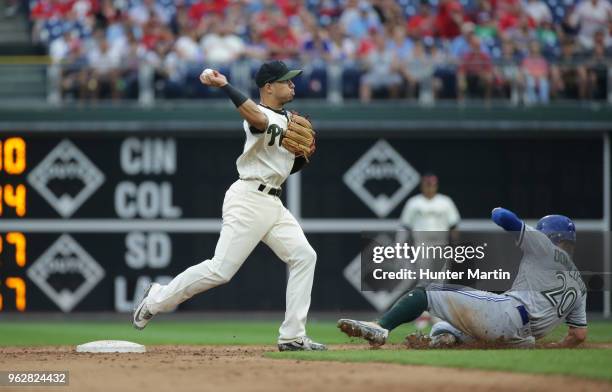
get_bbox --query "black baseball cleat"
[278,336,327,351]
[337,319,389,347]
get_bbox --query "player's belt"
[516,305,530,325]
[257,183,282,197]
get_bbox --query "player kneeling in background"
[133,61,324,352]
[338,207,588,348]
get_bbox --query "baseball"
[200,68,214,83]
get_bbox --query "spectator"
[435,0,465,39]
[339,0,382,40]
[359,30,402,102]
[72,0,97,21]
[449,22,489,62]
[188,0,227,25]
[469,0,497,40]
[506,13,538,56]
[129,0,173,27]
[224,2,249,37]
[551,38,588,99]
[328,22,358,65]
[105,14,130,63]
[87,37,121,100]
[585,30,612,99]
[537,20,560,56]
[118,34,144,99]
[498,3,535,32]
[301,27,333,67]
[407,2,436,39]
[457,35,494,101]
[524,0,552,26]
[49,31,74,64]
[293,5,319,39]
[200,22,245,65]
[495,39,522,103]
[175,29,203,63]
[161,49,188,98]
[49,31,88,100]
[387,25,414,61]
[397,40,440,99]
[260,18,300,61]
[522,41,550,104]
[277,0,301,18]
[243,29,270,62]
[569,0,612,49]
[60,39,89,100]
[250,0,283,35]
[140,15,165,51]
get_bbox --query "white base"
[76,340,146,353]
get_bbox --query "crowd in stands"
[26,0,612,102]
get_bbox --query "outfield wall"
[0,104,610,315]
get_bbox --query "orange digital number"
[6,232,26,267]
[0,184,26,216]
[5,277,26,311]
[2,138,26,175]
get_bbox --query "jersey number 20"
[541,272,578,318]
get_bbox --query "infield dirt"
[0,345,610,392]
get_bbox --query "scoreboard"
[0,132,608,313]
[0,134,260,313]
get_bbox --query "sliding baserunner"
[338,207,587,348]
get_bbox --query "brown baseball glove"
[282,112,316,161]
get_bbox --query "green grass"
[267,349,612,381]
[542,321,612,343]
[0,320,610,346]
[0,320,418,346]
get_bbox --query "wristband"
[221,84,248,108]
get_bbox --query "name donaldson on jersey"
[372,268,512,281]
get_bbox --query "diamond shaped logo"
[27,140,105,218]
[27,235,105,312]
[343,140,420,218]
[343,234,417,312]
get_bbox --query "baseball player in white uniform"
[398,173,460,329]
[399,173,461,235]
[133,60,326,352]
[338,207,588,349]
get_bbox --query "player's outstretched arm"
[199,68,268,131]
[491,207,523,231]
[546,326,587,348]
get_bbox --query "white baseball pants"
[146,179,317,343]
